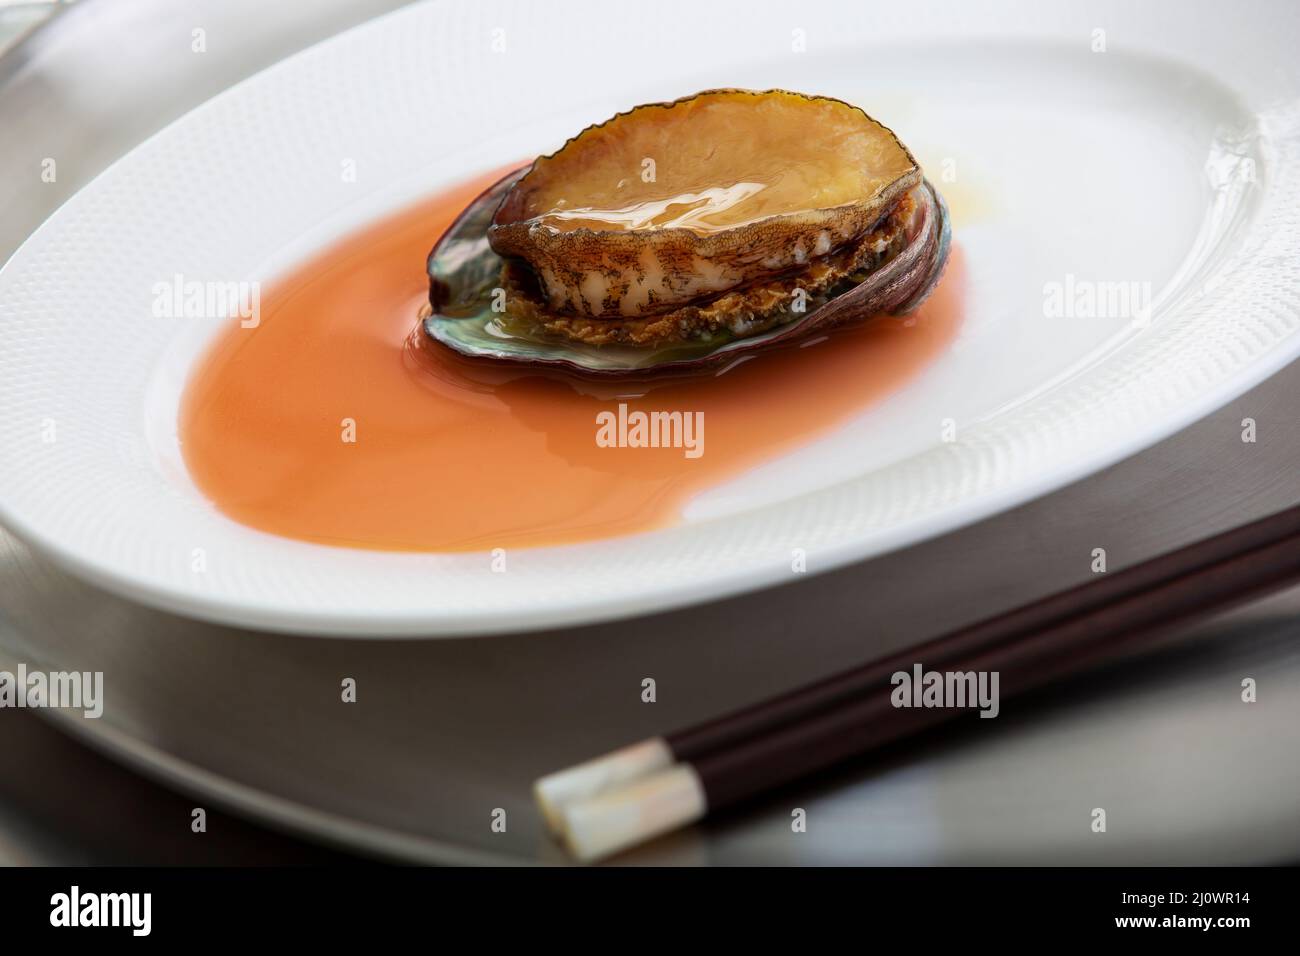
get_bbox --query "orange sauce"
[179,169,965,552]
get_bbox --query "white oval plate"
[2,0,1298,637]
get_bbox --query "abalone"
[425,89,950,376]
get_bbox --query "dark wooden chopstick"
[694,527,1300,810]
[539,504,1300,860]
[670,502,1300,765]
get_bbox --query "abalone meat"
[426,89,949,375]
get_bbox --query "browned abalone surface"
[488,89,921,322]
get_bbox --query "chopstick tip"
[558,763,707,863]
[532,737,675,837]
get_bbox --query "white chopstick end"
[533,737,675,835]
[559,763,707,863]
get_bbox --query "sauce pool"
[179,169,965,552]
